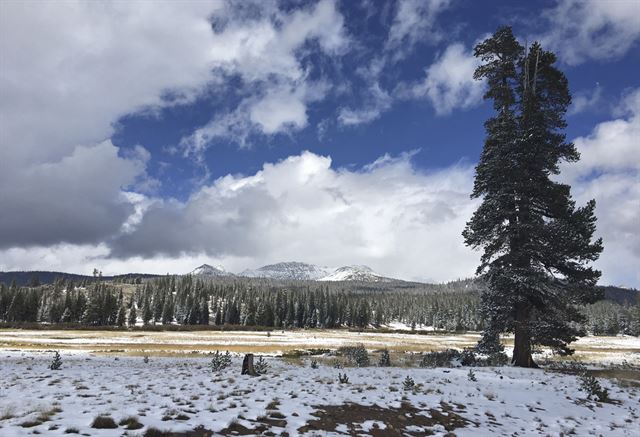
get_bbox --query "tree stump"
[241,353,258,376]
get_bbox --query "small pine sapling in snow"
[403,375,415,390]
[210,350,232,372]
[143,355,149,364]
[338,344,370,367]
[579,373,610,402]
[254,356,269,374]
[338,373,349,384]
[310,359,319,369]
[49,351,62,370]
[467,369,477,382]
[378,349,391,367]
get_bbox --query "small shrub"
[332,360,344,369]
[143,355,149,364]
[254,356,269,374]
[64,427,80,434]
[119,416,143,430]
[579,373,610,402]
[402,375,415,390]
[378,349,391,367]
[482,352,509,367]
[467,369,477,382]
[210,350,232,372]
[419,349,460,368]
[20,419,43,428]
[91,415,118,429]
[460,349,477,366]
[310,359,318,369]
[338,373,349,384]
[338,344,370,367]
[144,428,172,437]
[49,351,62,370]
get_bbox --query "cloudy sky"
[1,0,638,286]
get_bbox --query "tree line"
[0,276,638,336]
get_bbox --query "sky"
[0,0,638,286]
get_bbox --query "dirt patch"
[218,410,289,436]
[298,401,469,436]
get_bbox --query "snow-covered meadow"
[1,345,639,436]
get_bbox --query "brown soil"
[297,401,470,436]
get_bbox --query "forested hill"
[0,271,161,286]
[0,270,637,306]
[601,286,640,305]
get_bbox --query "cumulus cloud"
[0,0,345,249]
[568,83,603,116]
[182,81,330,153]
[0,141,148,248]
[110,151,479,282]
[0,1,224,248]
[0,1,222,164]
[180,0,348,153]
[408,43,483,115]
[337,84,392,126]
[560,88,640,286]
[337,0,455,127]
[385,0,453,59]
[540,0,640,65]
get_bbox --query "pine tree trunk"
[512,303,538,368]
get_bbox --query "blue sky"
[1,0,638,285]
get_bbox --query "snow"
[1,351,638,436]
[240,261,334,280]
[237,261,399,281]
[318,265,394,282]
[189,264,232,277]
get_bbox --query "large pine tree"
[463,27,603,367]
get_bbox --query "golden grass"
[0,329,637,363]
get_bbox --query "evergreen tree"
[161,294,174,324]
[116,304,126,327]
[463,27,603,367]
[128,300,137,327]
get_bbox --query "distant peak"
[190,264,231,276]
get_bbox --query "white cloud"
[540,0,640,65]
[338,83,392,126]
[0,1,224,247]
[386,0,453,59]
[179,0,348,153]
[0,1,222,165]
[0,0,346,247]
[560,88,640,286]
[410,43,484,115]
[336,0,455,127]
[182,81,329,153]
[110,151,479,283]
[0,243,230,277]
[568,83,603,115]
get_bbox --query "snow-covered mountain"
[240,262,333,281]
[190,264,233,277]
[190,261,400,282]
[317,265,395,282]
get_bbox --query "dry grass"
[1,329,637,364]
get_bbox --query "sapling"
[49,351,62,370]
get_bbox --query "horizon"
[1,0,638,286]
